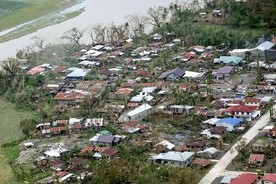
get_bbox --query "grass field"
[0,98,35,145]
[0,0,81,31]
[0,8,84,43]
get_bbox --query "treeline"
[208,0,276,28]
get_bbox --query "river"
[0,0,182,61]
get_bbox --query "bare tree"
[31,35,45,50]
[126,13,149,37]
[86,26,95,44]
[147,6,168,29]
[92,23,107,42]
[108,22,129,41]
[61,27,84,46]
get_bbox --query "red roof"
[127,102,139,107]
[53,66,66,73]
[261,174,276,182]
[56,120,68,125]
[248,154,264,164]
[136,69,152,77]
[54,91,87,101]
[230,173,259,184]
[142,82,155,87]
[101,148,118,157]
[114,88,133,95]
[70,124,82,129]
[243,97,261,103]
[121,82,136,88]
[68,157,88,165]
[27,66,45,75]
[225,105,257,113]
[50,127,66,132]
[192,158,210,167]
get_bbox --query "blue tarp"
[215,118,243,127]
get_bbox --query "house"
[90,134,121,147]
[121,121,144,133]
[155,140,175,151]
[49,159,65,171]
[150,151,195,167]
[185,140,206,151]
[224,105,261,121]
[23,142,34,149]
[214,118,243,132]
[252,41,275,58]
[112,88,134,100]
[27,66,45,75]
[68,157,88,170]
[221,174,239,184]
[248,154,264,166]
[213,66,234,80]
[36,123,51,137]
[78,60,98,68]
[168,105,194,115]
[209,126,227,135]
[252,139,271,153]
[183,70,205,82]
[84,118,107,130]
[158,68,185,81]
[264,74,276,84]
[99,69,116,78]
[44,144,69,159]
[68,118,84,133]
[54,91,90,106]
[197,147,219,159]
[124,103,153,122]
[127,102,139,110]
[65,67,90,81]
[192,158,211,168]
[269,127,276,138]
[243,97,262,107]
[259,174,276,184]
[230,173,259,184]
[130,94,154,104]
[216,56,243,66]
[98,148,118,159]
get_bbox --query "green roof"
[219,56,243,65]
[99,130,111,135]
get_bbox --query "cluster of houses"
[220,173,276,184]
[15,27,276,183]
[36,118,108,137]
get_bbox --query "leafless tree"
[108,22,129,41]
[126,13,149,37]
[86,26,95,44]
[31,35,46,50]
[61,27,84,46]
[92,23,107,42]
[147,6,168,29]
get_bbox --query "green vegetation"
[0,0,81,31]
[0,140,22,184]
[0,98,35,145]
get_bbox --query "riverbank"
[0,0,82,32]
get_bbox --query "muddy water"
[0,0,181,61]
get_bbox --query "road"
[199,104,276,184]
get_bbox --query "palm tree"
[0,58,21,93]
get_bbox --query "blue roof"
[219,56,243,65]
[255,41,275,51]
[216,118,243,126]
